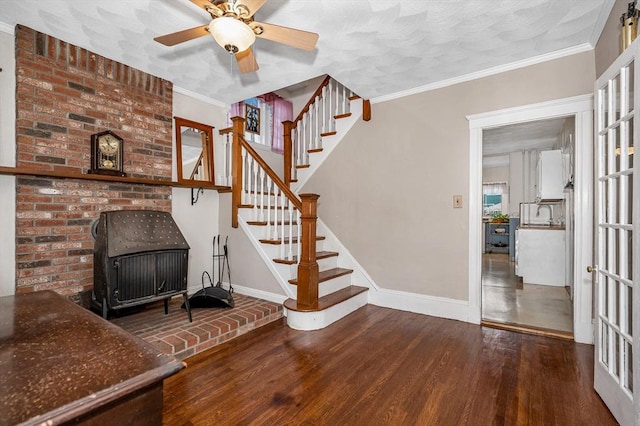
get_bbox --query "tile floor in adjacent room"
[482,252,573,337]
[110,293,284,361]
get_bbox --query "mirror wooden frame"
[174,116,214,184]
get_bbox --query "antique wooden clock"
[89,130,126,176]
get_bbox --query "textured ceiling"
[482,117,568,167]
[0,0,614,105]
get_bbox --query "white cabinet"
[516,228,565,286]
[537,150,564,201]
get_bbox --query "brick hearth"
[111,294,283,361]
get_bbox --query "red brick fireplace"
[14,25,173,304]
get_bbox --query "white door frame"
[467,94,594,344]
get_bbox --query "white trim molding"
[467,94,594,344]
[371,44,593,105]
[173,85,227,109]
[229,283,288,305]
[0,21,14,35]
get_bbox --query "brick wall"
[14,25,174,302]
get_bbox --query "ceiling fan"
[154,0,319,73]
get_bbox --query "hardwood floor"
[163,305,615,425]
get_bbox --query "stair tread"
[308,148,323,153]
[247,221,296,226]
[289,267,353,285]
[240,204,297,211]
[260,236,325,245]
[283,285,368,312]
[273,251,339,265]
[320,131,337,137]
[335,112,352,119]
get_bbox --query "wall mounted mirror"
[175,117,214,184]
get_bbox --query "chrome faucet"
[536,204,553,225]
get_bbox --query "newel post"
[231,116,244,228]
[297,193,320,308]
[283,120,293,186]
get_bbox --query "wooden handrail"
[293,75,331,124]
[189,152,204,180]
[229,117,319,308]
[239,134,302,211]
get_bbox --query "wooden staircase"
[226,77,371,330]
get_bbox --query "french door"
[594,42,639,426]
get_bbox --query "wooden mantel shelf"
[0,166,231,191]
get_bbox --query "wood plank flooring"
[163,305,614,425]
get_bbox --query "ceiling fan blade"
[190,0,223,16]
[235,48,259,73]
[190,0,212,10]
[235,0,267,18]
[154,25,210,46]
[252,22,318,51]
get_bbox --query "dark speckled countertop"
[0,290,184,425]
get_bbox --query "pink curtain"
[259,93,292,153]
[229,101,244,121]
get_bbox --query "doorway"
[481,117,574,337]
[467,95,594,344]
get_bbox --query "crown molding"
[0,21,14,35]
[173,85,227,108]
[371,43,594,104]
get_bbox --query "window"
[483,182,508,218]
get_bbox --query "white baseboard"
[368,288,475,324]
[285,290,368,330]
[230,283,288,305]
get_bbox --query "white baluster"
[296,208,301,264]
[287,202,293,260]
[342,83,348,114]
[295,123,304,166]
[265,178,272,238]
[303,112,310,164]
[241,148,248,204]
[328,79,336,132]
[334,82,340,118]
[321,85,328,134]
[345,89,352,114]
[252,156,259,218]
[273,186,280,240]
[280,196,287,259]
[308,106,315,151]
[258,167,265,222]
[314,96,321,149]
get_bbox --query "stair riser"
[287,273,354,300]
[318,274,353,297]
[285,291,369,331]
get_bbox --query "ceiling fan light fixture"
[209,17,256,53]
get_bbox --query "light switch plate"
[453,195,463,208]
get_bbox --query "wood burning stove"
[92,210,192,321]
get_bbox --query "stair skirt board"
[285,290,369,331]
